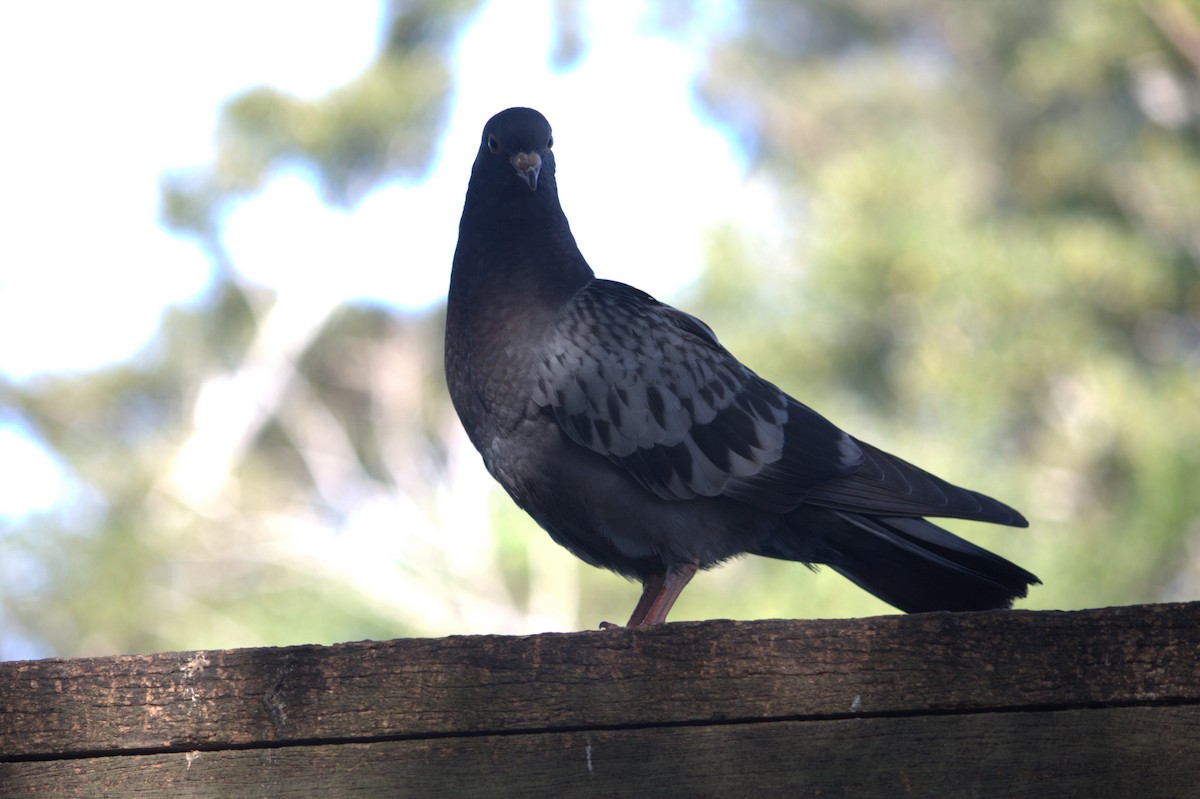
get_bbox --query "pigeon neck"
[454,194,595,303]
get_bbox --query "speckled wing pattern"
[532,280,862,512]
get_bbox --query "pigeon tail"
[756,507,1040,612]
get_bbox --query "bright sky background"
[0,1,752,517]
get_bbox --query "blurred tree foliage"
[680,0,1200,619]
[2,0,486,658]
[3,1,1198,658]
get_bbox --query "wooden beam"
[1,603,1198,797]
[4,707,1198,798]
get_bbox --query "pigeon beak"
[510,151,541,191]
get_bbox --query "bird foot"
[598,621,622,630]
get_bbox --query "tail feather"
[757,507,1040,613]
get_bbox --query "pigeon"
[445,107,1039,627]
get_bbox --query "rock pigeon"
[445,107,1038,627]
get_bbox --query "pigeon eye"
[487,134,500,154]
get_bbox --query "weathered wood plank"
[1,603,1197,760]
[3,706,1197,798]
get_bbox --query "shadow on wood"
[1,602,1198,797]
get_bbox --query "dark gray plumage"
[446,107,1039,626]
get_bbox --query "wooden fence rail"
[1,602,1198,797]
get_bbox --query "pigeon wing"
[533,280,861,512]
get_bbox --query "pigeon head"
[474,107,556,193]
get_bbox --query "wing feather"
[805,440,1029,525]
[534,280,860,508]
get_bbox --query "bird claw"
[598,620,622,630]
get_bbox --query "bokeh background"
[2,0,1198,660]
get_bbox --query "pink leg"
[638,563,698,625]
[626,572,667,626]
[600,564,698,628]
[600,572,664,629]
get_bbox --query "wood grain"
[3,706,1197,798]
[1,603,1197,797]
